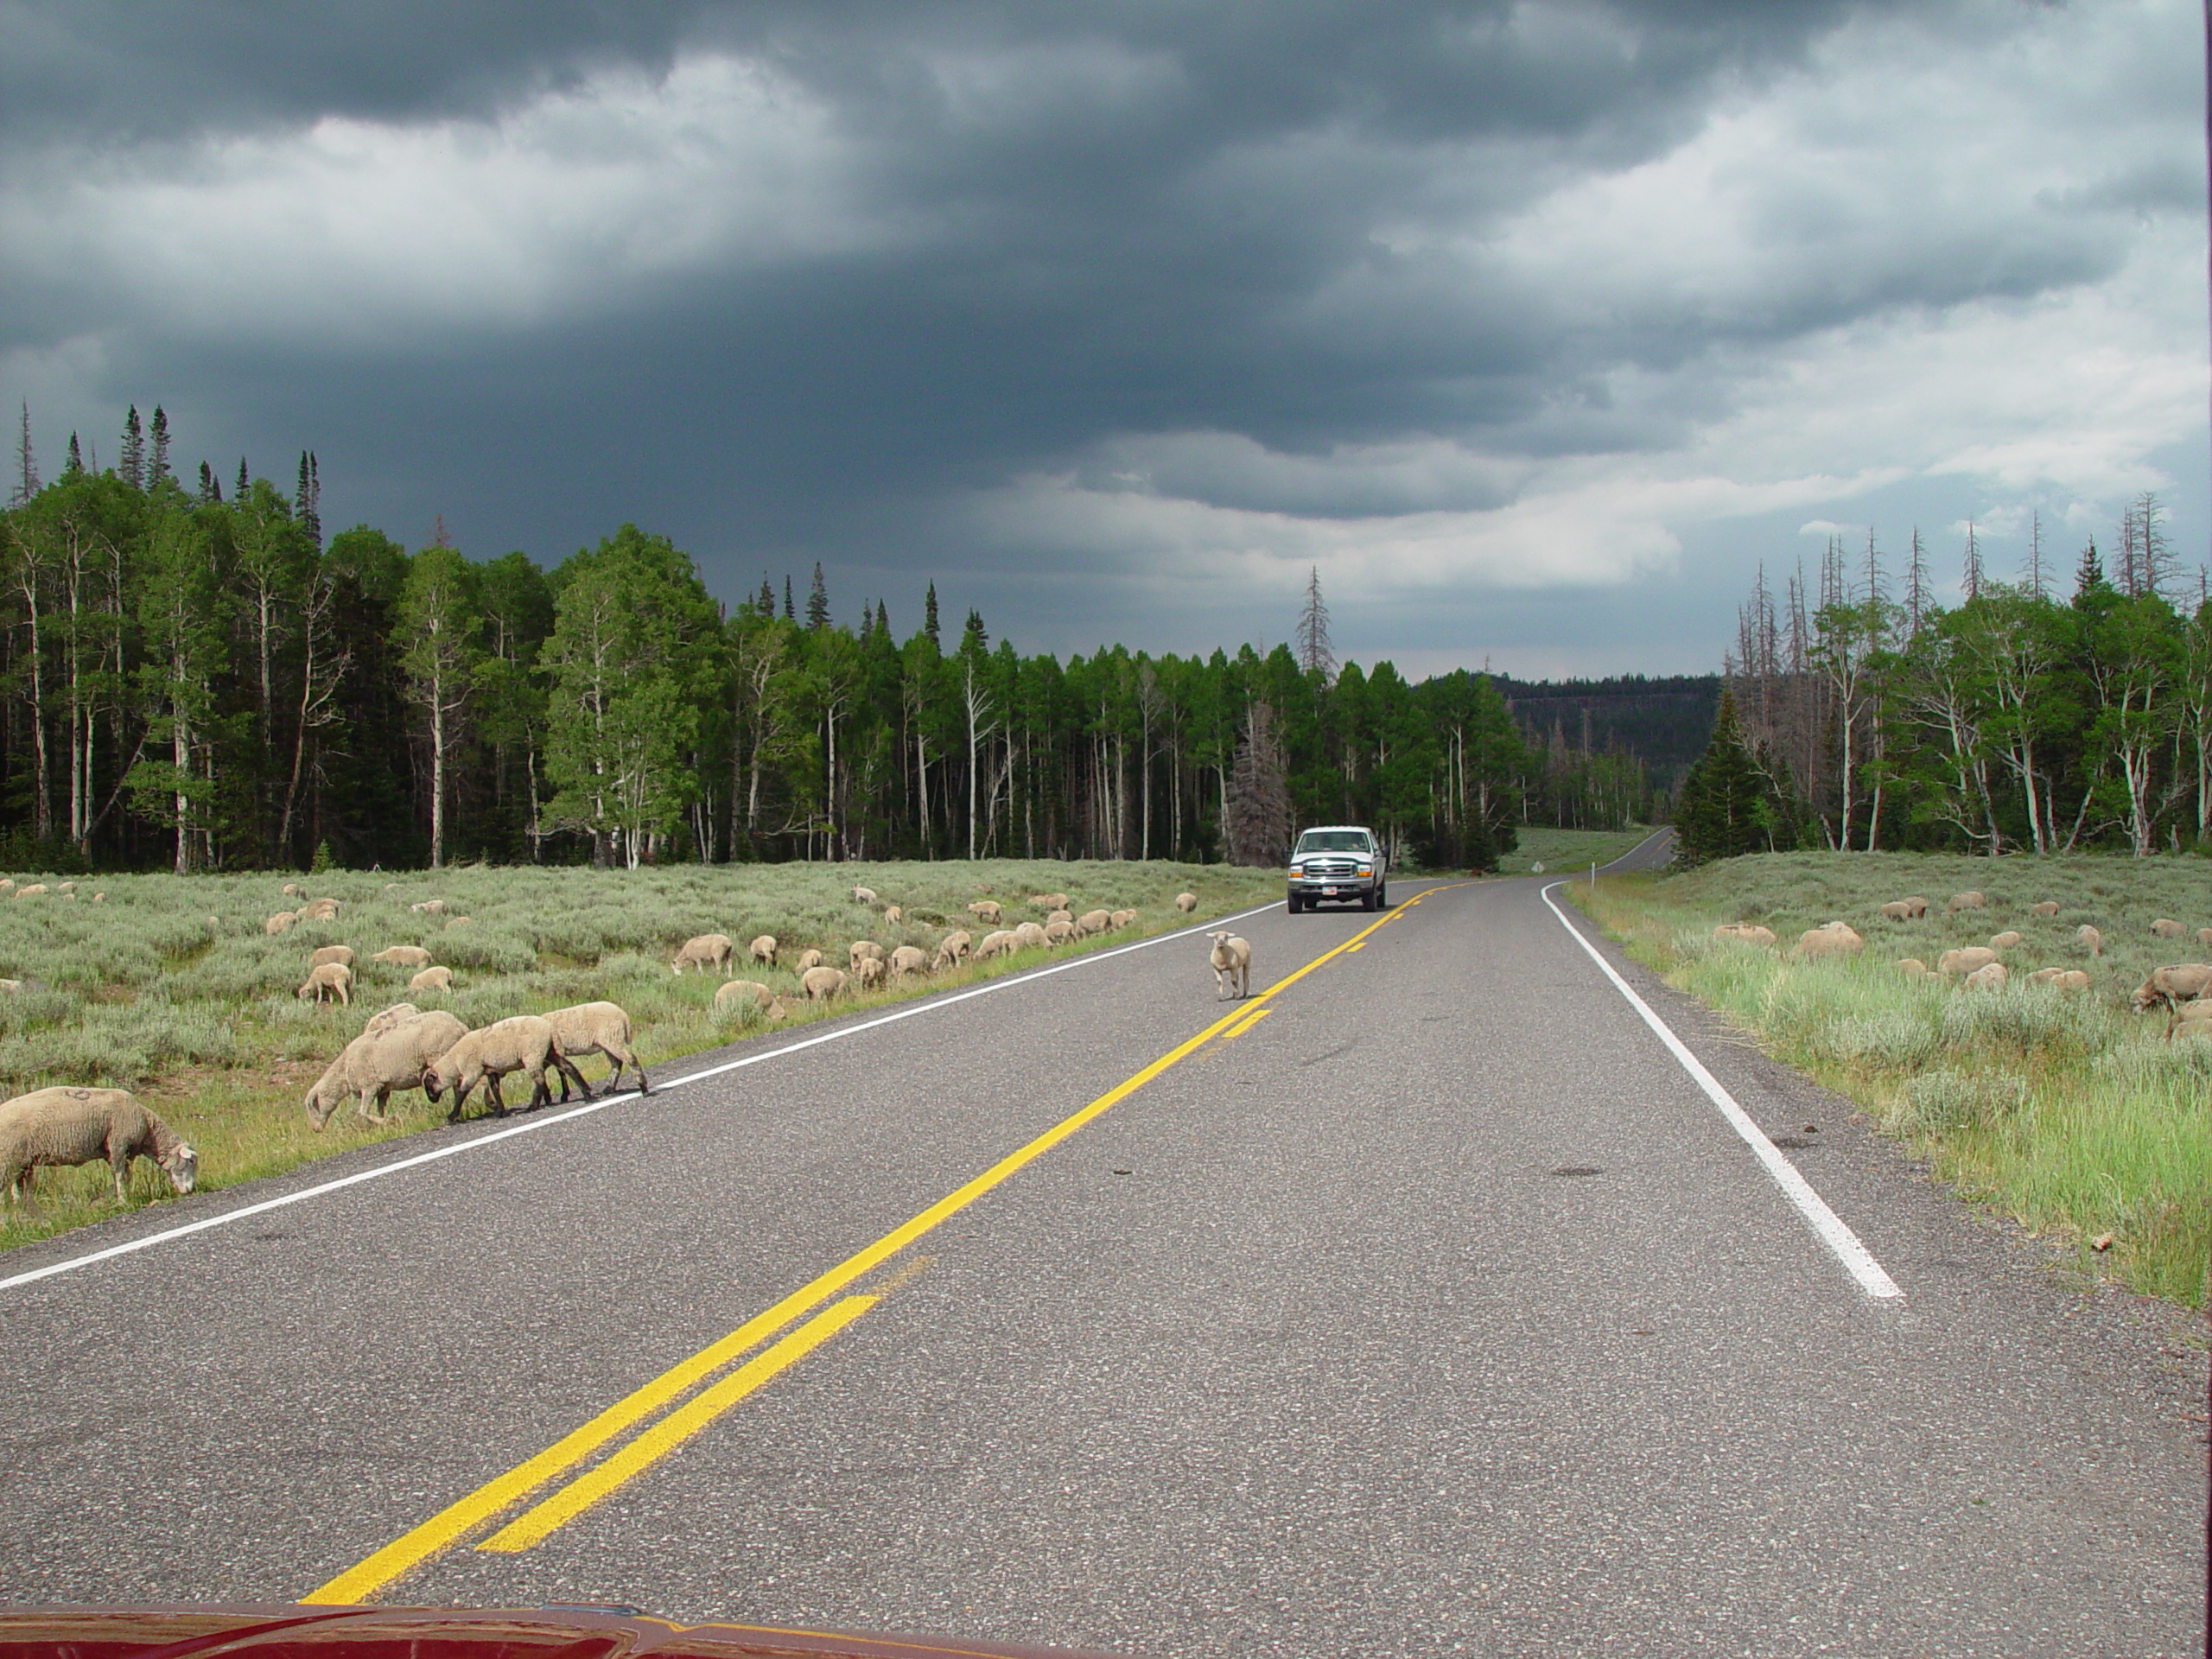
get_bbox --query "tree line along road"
[0,868,2202,1657]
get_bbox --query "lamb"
[372,945,433,969]
[969,899,1003,925]
[0,1087,197,1204]
[855,956,887,989]
[883,906,903,925]
[749,934,778,968]
[1044,918,1077,945]
[715,980,787,1021]
[1109,908,1138,930]
[2031,900,2061,918]
[304,1009,467,1129]
[2151,918,2186,940]
[852,886,878,905]
[801,964,848,1001]
[1713,923,1777,948]
[1988,931,2022,950]
[2131,964,2212,1034]
[410,899,448,915]
[1945,892,1986,912]
[795,948,826,972]
[408,966,454,993]
[848,940,885,970]
[423,1014,563,1119]
[543,1001,648,1100]
[1011,921,1049,950]
[309,944,356,970]
[1789,922,1863,960]
[297,962,353,1005]
[933,930,972,970]
[264,912,296,935]
[671,933,735,976]
[1937,946,1999,978]
[1076,908,1113,937]
[889,944,928,978]
[1208,931,1251,1000]
[2076,924,2103,957]
[1175,892,1198,914]
[1877,900,1920,923]
[1962,961,2009,992]
[973,929,1018,961]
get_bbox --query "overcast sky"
[3,0,2204,677]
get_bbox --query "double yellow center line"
[304,887,1447,1605]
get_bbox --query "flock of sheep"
[672,884,1200,1019]
[1716,889,2212,1039]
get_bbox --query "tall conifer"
[924,582,941,648]
[119,405,144,489]
[236,457,250,498]
[11,400,37,506]
[807,563,830,629]
[782,575,796,621]
[149,406,171,484]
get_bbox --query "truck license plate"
[1323,887,1338,895]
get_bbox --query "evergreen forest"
[1,407,1667,875]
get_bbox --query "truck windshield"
[1295,831,1370,854]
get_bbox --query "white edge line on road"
[1539,880,1903,1300]
[2,896,1295,1295]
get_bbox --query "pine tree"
[963,608,987,652]
[806,563,830,629]
[1671,688,1772,865]
[199,461,220,503]
[1295,565,1336,681]
[11,400,37,506]
[296,450,321,547]
[757,575,775,614]
[119,405,144,490]
[782,575,795,621]
[2075,538,2104,598]
[65,433,83,474]
[236,457,249,499]
[924,582,941,648]
[148,406,171,485]
[875,599,889,636]
[1224,702,1293,866]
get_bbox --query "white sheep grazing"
[1789,922,1863,961]
[424,1014,562,1119]
[1028,892,1070,912]
[801,964,848,1001]
[283,882,305,897]
[2198,928,2212,951]
[749,934,779,967]
[0,978,22,993]
[1896,958,1933,979]
[1043,918,1077,945]
[304,1010,467,1129]
[0,1087,197,1204]
[2132,963,2212,1032]
[298,897,340,922]
[2151,918,2186,940]
[1937,946,1999,978]
[1946,891,1986,912]
[2076,924,2104,957]
[1175,892,1198,914]
[1208,931,1251,1000]
[444,916,471,930]
[1046,908,1074,926]
[264,911,296,935]
[15,883,45,898]
[55,881,73,894]
[855,956,887,989]
[91,893,104,903]
[2027,968,2091,992]
[411,899,448,915]
[543,1001,649,1100]
[969,899,1003,925]
[1076,908,1112,937]
[1713,923,1778,948]
[1109,908,1138,931]
[973,929,1018,961]
[933,929,972,970]
[889,944,928,978]
[715,979,784,1019]
[883,905,903,925]
[848,940,885,969]
[1877,900,1918,923]
[2173,997,2212,1037]
[0,879,16,895]
[671,932,735,976]
[297,962,353,1005]
[852,886,878,905]
[1963,961,2009,992]
[1011,921,1049,950]
[309,944,356,970]
[372,944,432,969]
[795,947,826,972]
[2031,900,2061,918]
[1988,931,2022,950]
[408,965,454,993]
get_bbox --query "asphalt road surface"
[3,855,2204,1657]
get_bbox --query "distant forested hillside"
[1492,674,1722,793]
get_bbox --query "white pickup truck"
[1286,824,1388,912]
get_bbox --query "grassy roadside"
[1568,851,2211,1309]
[1492,824,1659,876]
[0,858,1286,1254]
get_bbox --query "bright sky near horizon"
[3,0,2205,677]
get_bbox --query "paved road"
[2,874,2203,1657]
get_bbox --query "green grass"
[1573,850,2212,1308]
[1494,823,1660,876]
[0,859,1286,1253]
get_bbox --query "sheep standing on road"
[543,1001,649,1100]
[671,933,735,976]
[424,1015,563,1120]
[305,1009,467,1129]
[0,1087,197,1204]
[1208,931,1251,1001]
[297,963,353,1005]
